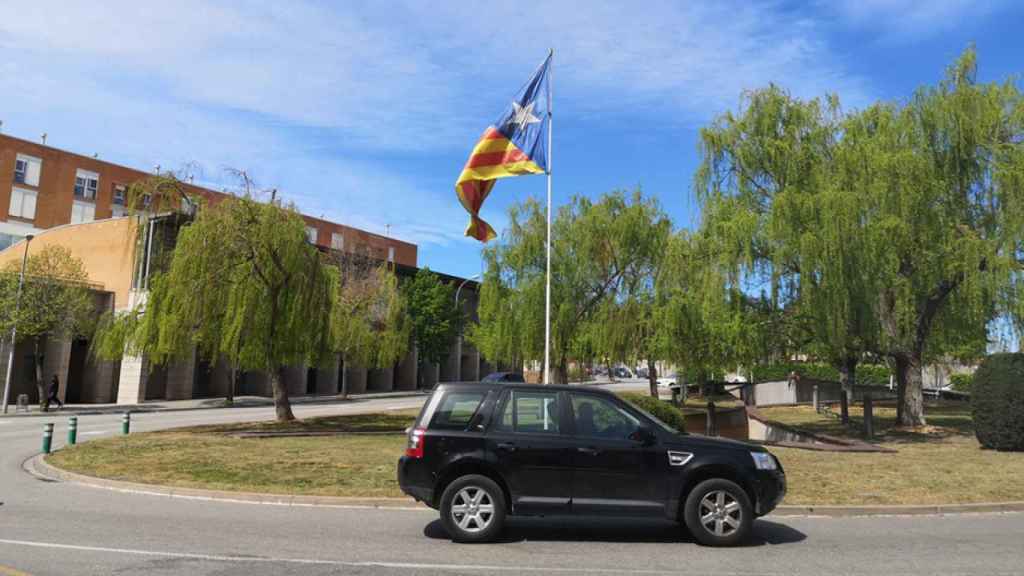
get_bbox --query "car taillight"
[406,427,426,458]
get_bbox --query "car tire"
[439,474,507,543]
[683,478,753,546]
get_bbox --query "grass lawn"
[48,403,1024,506]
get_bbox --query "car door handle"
[576,447,600,456]
[496,442,517,452]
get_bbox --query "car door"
[486,388,572,514]
[567,393,667,517]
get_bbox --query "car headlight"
[750,451,778,470]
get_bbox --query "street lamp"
[454,274,480,309]
[2,234,33,414]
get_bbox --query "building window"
[71,201,96,224]
[8,187,37,220]
[306,226,318,244]
[74,169,99,201]
[14,154,42,187]
[387,246,395,263]
[331,232,344,251]
[111,184,128,217]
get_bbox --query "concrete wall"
[395,346,417,391]
[315,357,340,395]
[367,367,394,392]
[342,367,367,395]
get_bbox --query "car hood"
[662,431,765,453]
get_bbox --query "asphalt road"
[2,385,1023,575]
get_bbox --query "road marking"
[0,538,700,574]
[80,431,108,436]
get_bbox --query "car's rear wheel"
[683,478,753,546]
[439,474,506,543]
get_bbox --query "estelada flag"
[456,53,551,242]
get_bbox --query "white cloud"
[0,0,874,253]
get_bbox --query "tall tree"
[95,186,335,421]
[0,245,95,410]
[330,253,410,395]
[403,268,460,384]
[851,48,1024,425]
[470,190,667,383]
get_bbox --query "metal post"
[67,416,78,445]
[542,49,553,386]
[2,234,33,414]
[813,385,820,413]
[42,422,54,454]
[864,392,874,439]
[121,412,131,435]
[705,401,717,436]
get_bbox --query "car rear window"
[429,390,488,430]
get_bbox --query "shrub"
[620,393,686,433]
[950,373,974,393]
[971,353,1024,451]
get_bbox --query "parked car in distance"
[481,371,525,383]
[657,372,681,388]
[397,382,786,546]
[613,366,633,379]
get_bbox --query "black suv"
[398,382,785,546]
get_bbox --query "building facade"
[0,133,488,406]
[0,133,417,266]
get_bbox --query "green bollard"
[67,416,78,445]
[121,412,131,435]
[42,423,54,454]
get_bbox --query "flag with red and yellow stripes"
[456,53,551,242]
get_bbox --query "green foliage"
[971,353,1024,451]
[403,267,459,366]
[330,256,410,375]
[470,189,673,383]
[620,393,686,433]
[950,373,974,393]
[0,244,96,343]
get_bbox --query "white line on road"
[0,538,710,575]
[80,431,108,436]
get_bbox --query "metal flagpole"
[543,49,553,385]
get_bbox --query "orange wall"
[0,217,137,310]
[0,134,418,266]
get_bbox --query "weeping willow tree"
[469,190,668,384]
[329,253,410,396]
[95,186,336,421]
[849,48,1024,425]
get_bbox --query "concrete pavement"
[2,389,1023,575]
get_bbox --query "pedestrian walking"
[46,375,63,410]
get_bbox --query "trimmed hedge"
[751,362,891,387]
[971,354,1024,451]
[950,373,974,393]
[620,393,686,433]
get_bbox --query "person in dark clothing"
[46,375,63,410]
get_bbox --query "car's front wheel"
[439,474,506,543]
[683,478,753,546]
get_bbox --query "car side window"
[570,394,640,440]
[495,391,560,434]
[430,391,488,430]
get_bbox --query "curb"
[25,453,429,511]
[1,391,430,419]
[27,454,1024,518]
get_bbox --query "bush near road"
[971,353,1024,451]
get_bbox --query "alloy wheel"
[450,486,495,533]
[698,489,742,537]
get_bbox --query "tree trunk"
[556,357,569,385]
[33,338,47,412]
[900,352,926,427]
[226,364,236,405]
[893,355,907,425]
[270,366,295,421]
[837,355,857,425]
[647,358,658,398]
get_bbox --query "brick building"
[0,133,417,266]
[0,133,489,406]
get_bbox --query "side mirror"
[631,426,657,446]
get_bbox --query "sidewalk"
[1,389,430,418]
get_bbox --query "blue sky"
[2,0,1021,279]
